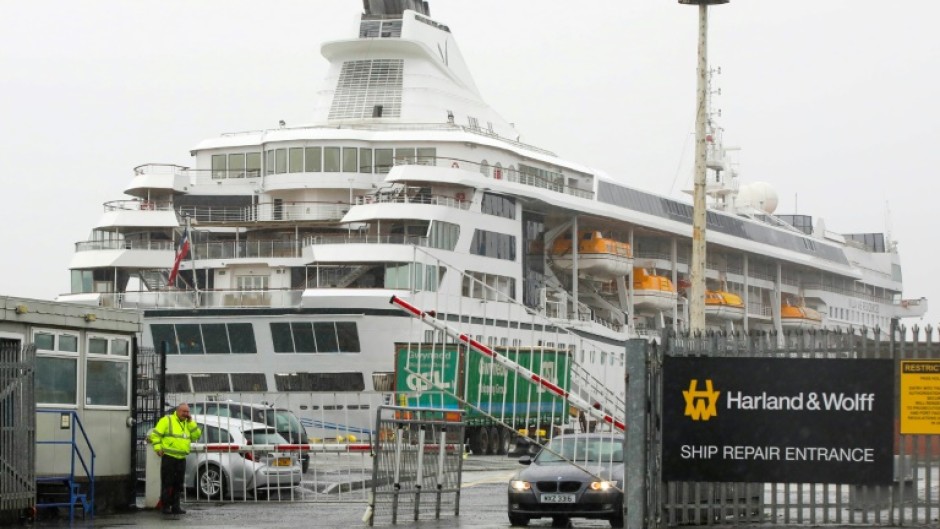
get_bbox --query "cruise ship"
[59,1,926,432]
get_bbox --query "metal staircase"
[35,410,95,524]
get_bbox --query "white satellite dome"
[736,182,779,214]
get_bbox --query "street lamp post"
[679,0,728,333]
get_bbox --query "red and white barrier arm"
[189,442,461,454]
[389,295,625,432]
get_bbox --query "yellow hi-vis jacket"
[150,412,202,460]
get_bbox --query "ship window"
[191,373,231,393]
[228,324,256,354]
[342,147,358,173]
[360,148,373,173]
[212,155,227,179]
[395,148,416,165]
[271,321,360,353]
[165,374,191,393]
[462,271,515,302]
[202,324,231,354]
[289,148,304,173]
[292,322,316,353]
[265,150,275,175]
[85,359,129,407]
[304,147,322,172]
[429,221,459,251]
[416,148,436,165]
[246,152,261,177]
[150,324,178,354]
[470,230,516,261]
[373,372,395,391]
[372,105,383,118]
[274,372,365,392]
[374,148,393,173]
[324,147,341,172]
[335,322,361,352]
[228,153,245,178]
[176,324,204,355]
[271,322,294,353]
[275,149,287,174]
[313,322,340,352]
[231,373,268,391]
[481,193,516,219]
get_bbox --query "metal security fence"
[367,406,465,525]
[133,345,163,485]
[652,326,940,527]
[0,343,36,515]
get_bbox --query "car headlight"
[590,480,615,491]
[510,480,531,491]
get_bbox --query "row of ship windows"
[830,307,891,327]
[209,147,437,178]
[150,321,360,355]
[164,371,373,394]
[420,331,624,367]
[32,329,132,407]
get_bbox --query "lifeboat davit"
[781,301,823,330]
[705,290,745,321]
[632,267,677,311]
[551,231,633,278]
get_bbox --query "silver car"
[184,414,302,500]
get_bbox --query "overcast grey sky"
[1,0,936,328]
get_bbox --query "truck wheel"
[497,428,513,455]
[469,428,489,455]
[487,426,501,455]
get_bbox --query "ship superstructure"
[59,1,926,433]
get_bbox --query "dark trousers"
[160,455,187,508]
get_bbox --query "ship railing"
[356,192,471,210]
[178,201,348,224]
[302,234,430,247]
[103,199,173,212]
[392,156,595,200]
[93,289,303,310]
[75,240,175,252]
[133,163,189,176]
[802,283,896,304]
[192,240,302,260]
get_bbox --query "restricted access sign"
[900,360,940,434]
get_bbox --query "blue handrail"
[35,409,96,523]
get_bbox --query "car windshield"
[536,436,624,463]
[264,410,304,434]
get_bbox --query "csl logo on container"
[683,379,721,421]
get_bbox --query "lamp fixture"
[83,313,97,322]
[14,304,28,315]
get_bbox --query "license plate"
[275,457,292,467]
[540,493,575,504]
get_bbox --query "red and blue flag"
[168,228,190,285]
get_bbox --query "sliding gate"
[0,343,36,517]
[648,326,940,527]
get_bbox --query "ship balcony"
[354,192,471,210]
[391,157,595,200]
[72,289,304,310]
[178,201,350,224]
[191,240,305,260]
[71,240,175,269]
[74,240,175,252]
[103,199,174,212]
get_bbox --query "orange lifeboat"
[551,231,633,278]
[780,300,823,330]
[632,267,677,311]
[704,290,745,321]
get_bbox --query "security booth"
[0,296,141,523]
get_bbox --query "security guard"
[150,403,202,514]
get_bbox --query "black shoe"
[171,506,186,515]
[161,506,173,515]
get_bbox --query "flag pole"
[188,215,199,294]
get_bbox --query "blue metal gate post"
[625,338,650,529]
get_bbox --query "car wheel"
[302,458,310,474]
[487,426,501,455]
[197,464,225,500]
[609,510,625,528]
[551,515,570,527]
[508,513,529,526]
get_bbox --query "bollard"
[144,448,161,508]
